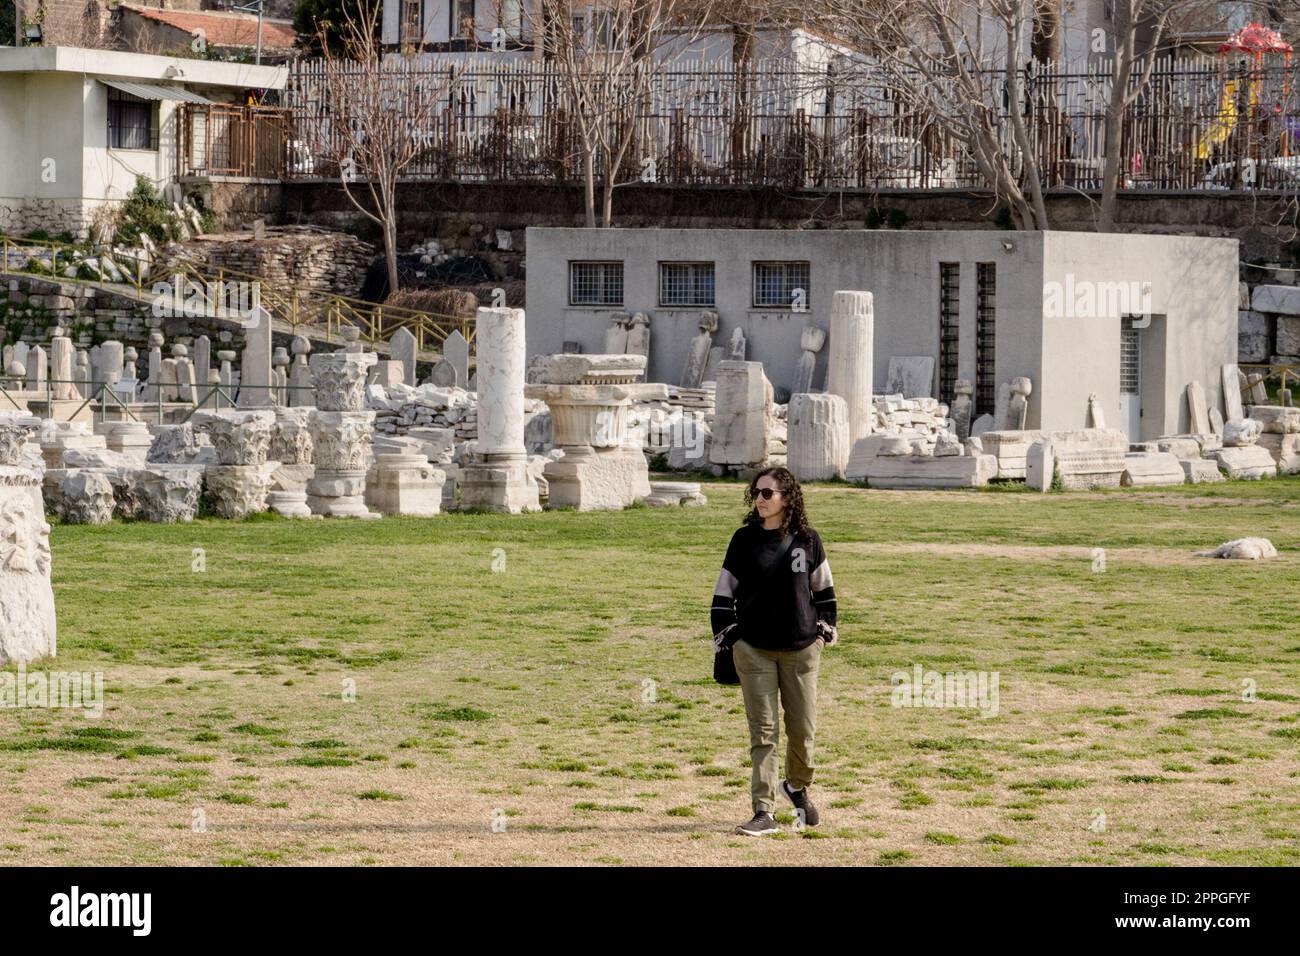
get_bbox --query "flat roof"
[0,45,287,90]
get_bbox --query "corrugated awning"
[101,79,217,105]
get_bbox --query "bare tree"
[309,0,454,294]
[536,0,717,227]
[1095,1,1218,230]
[811,0,1053,227]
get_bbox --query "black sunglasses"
[756,487,781,500]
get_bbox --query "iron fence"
[283,53,1300,192]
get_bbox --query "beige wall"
[1041,233,1239,439]
[526,228,1239,438]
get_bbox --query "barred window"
[107,89,157,151]
[659,262,715,307]
[938,262,960,405]
[753,261,810,309]
[569,261,624,306]
[1120,317,1141,395]
[975,262,996,416]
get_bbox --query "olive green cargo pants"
[732,637,823,814]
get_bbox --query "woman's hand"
[816,620,838,646]
[712,623,741,652]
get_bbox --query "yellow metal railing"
[1,234,475,354]
[1239,362,1299,404]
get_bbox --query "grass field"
[3,476,1299,866]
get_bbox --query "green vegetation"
[1,478,1297,865]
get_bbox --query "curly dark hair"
[741,466,811,541]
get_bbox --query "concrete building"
[0,45,286,237]
[525,228,1239,441]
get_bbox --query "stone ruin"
[0,414,56,666]
[12,284,1294,531]
[525,353,660,511]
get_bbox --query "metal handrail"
[0,376,323,427]
[1239,362,1298,404]
[1,234,478,354]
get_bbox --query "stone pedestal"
[268,490,313,517]
[865,453,997,489]
[826,291,874,443]
[460,307,540,513]
[307,410,379,518]
[366,453,446,516]
[645,480,708,507]
[787,392,849,481]
[39,421,107,469]
[525,356,652,511]
[710,361,773,468]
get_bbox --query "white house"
[0,46,286,239]
[380,0,853,69]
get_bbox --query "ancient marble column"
[144,328,164,402]
[306,349,379,518]
[174,344,198,405]
[74,351,90,399]
[288,336,313,407]
[787,392,850,481]
[459,307,539,513]
[826,290,875,444]
[272,346,290,405]
[0,416,56,665]
[194,335,212,395]
[50,325,75,400]
[218,350,235,394]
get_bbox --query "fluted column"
[826,290,874,443]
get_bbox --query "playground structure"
[1195,23,1295,187]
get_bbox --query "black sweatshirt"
[711,522,837,652]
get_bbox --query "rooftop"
[0,45,288,89]
[119,5,300,52]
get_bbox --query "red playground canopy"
[1220,22,1293,55]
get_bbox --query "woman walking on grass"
[711,466,838,836]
